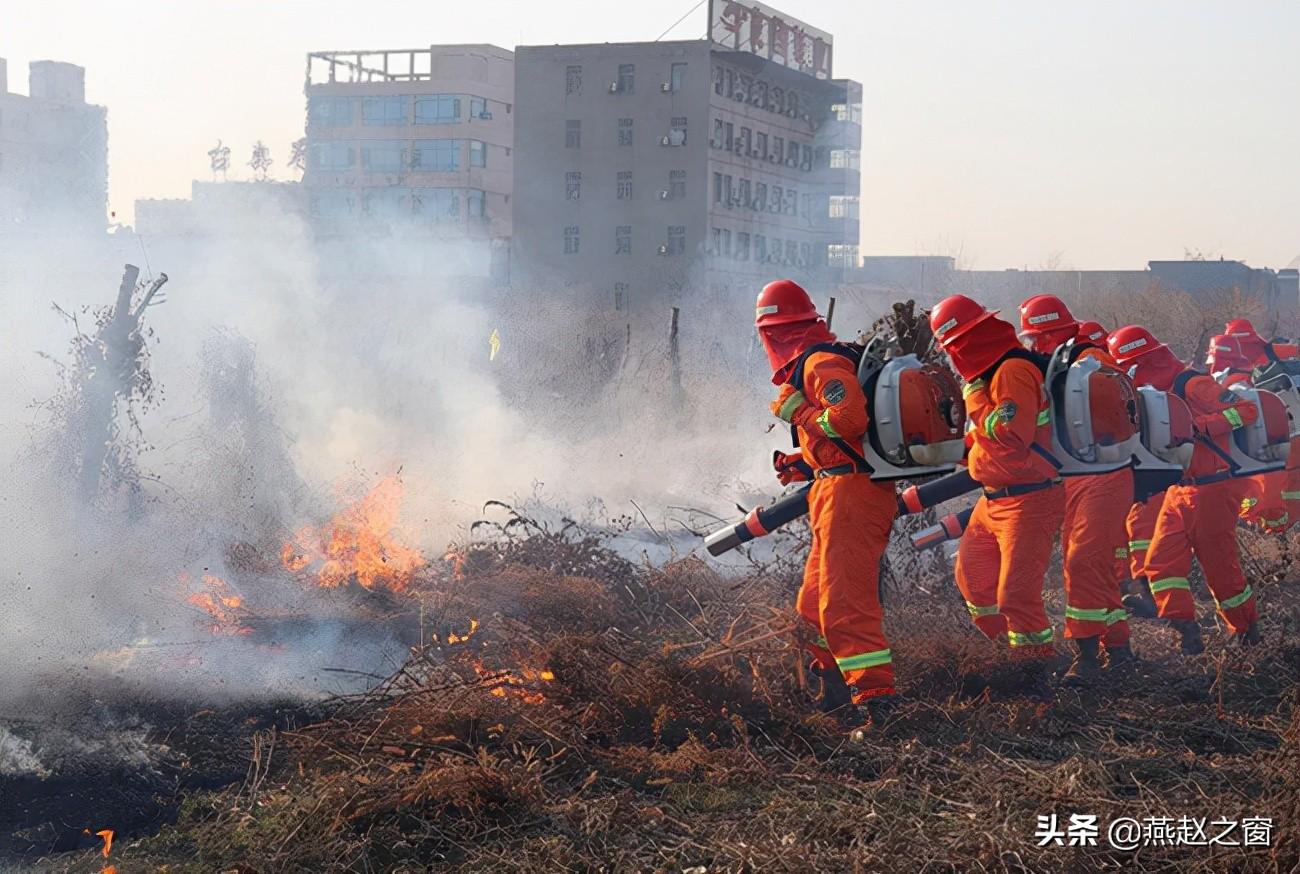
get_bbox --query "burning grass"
[24,511,1300,873]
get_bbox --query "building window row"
[712,226,816,268]
[711,120,813,171]
[562,225,687,256]
[310,186,487,223]
[565,63,687,97]
[828,195,860,220]
[560,170,685,202]
[310,139,490,173]
[712,172,806,218]
[564,116,687,149]
[309,94,499,128]
[712,65,810,121]
[827,243,861,268]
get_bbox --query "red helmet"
[1077,321,1108,345]
[1206,334,1251,372]
[1018,294,1079,337]
[930,295,998,348]
[756,279,818,327]
[1225,318,1258,337]
[1108,325,1166,367]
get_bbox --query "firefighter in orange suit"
[757,279,899,728]
[930,295,1065,669]
[1214,322,1300,534]
[1018,295,1134,681]
[1109,326,1261,651]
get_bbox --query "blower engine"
[1043,342,1143,476]
[1224,385,1291,472]
[856,337,967,478]
[1251,358,1300,437]
[702,337,966,557]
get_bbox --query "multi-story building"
[512,3,860,315]
[0,58,107,238]
[302,45,514,278]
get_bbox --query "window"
[723,174,733,206]
[670,63,686,92]
[470,97,487,119]
[667,225,685,255]
[724,122,734,151]
[772,136,784,163]
[754,235,767,262]
[668,170,685,200]
[467,189,486,219]
[412,188,461,223]
[310,97,352,127]
[564,225,580,254]
[829,196,860,220]
[800,144,813,172]
[737,178,751,209]
[614,282,628,311]
[785,187,797,216]
[755,131,767,159]
[311,189,357,220]
[618,117,633,147]
[737,232,750,262]
[828,243,860,267]
[734,75,749,103]
[365,188,408,220]
[469,140,487,168]
[769,86,784,114]
[412,139,458,171]
[801,242,814,267]
[786,139,800,167]
[712,66,725,95]
[617,64,635,93]
[832,103,863,123]
[565,119,581,148]
[751,80,768,108]
[785,240,797,264]
[711,227,722,255]
[566,65,582,95]
[310,141,355,171]
[713,172,723,204]
[769,185,783,213]
[754,182,767,211]
[615,225,631,254]
[830,149,861,170]
[722,229,732,257]
[712,119,724,148]
[737,126,751,155]
[565,171,582,200]
[770,237,782,263]
[363,96,407,126]
[362,140,406,173]
[669,116,687,145]
[414,95,459,124]
[617,171,632,199]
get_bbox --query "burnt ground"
[11,517,1300,873]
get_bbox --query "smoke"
[0,189,780,715]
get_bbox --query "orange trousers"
[1145,480,1258,634]
[797,473,897,701]
[1062,470,1131,646]
[1240,464,1300,533]
[1126,493,1163,581]
[954,485,1065,656]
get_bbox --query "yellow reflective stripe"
[1217,585,1254,611]
[1008,628,1054,646]
[1065,606,1112,623]
[777,390,805,422]
[1128,539,1151,551]
[983,413,998,439]
[1036,409,1050,426]
[1241,497,1260,511]
[1263,513,1289,528]
[1223,408,1245,429]
[1114,547,1129,559]
[1150,576,1190,594]
[966,601,1000,618]
[836,649,892,671]
[1282,491,1300,501]
[814,635,829,649]
[1106,609,1129,625]
[816,408,841,439]
[962,379,986,399]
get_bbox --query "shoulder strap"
[1171,369,1239,473]
[1171,369,1197,400]
[786,342,872,472]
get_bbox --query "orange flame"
[183,574,251,636]
[473,661,555,705]
[443,619,480,646]
[282,476,425,594]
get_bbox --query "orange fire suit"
[954,355,1065,655]
[1058,344,1131,647]
[1144,373,1260,633]
[1126,495,1162,580]
[780,349,898,701]
[1239,437,1300,533]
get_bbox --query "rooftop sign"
[708,1,833,80]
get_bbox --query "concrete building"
[512,3,860,315]
[302,45,514,278]
[0,58,107,237]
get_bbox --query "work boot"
[1060,637,1102,687]
[809,662,853,714]
[1122,578,1158,619]
[1103,643,1139,672]
[1170,619,1205,655]
[1235,623,1262,648]
[847,693,899,743]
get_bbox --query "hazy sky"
[5,0,1298,269]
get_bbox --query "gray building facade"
[512,30,861,315]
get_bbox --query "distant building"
[302,45,514,279]
[135,180,306,239]
[512,2,861,315]
[0,58,107,237]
